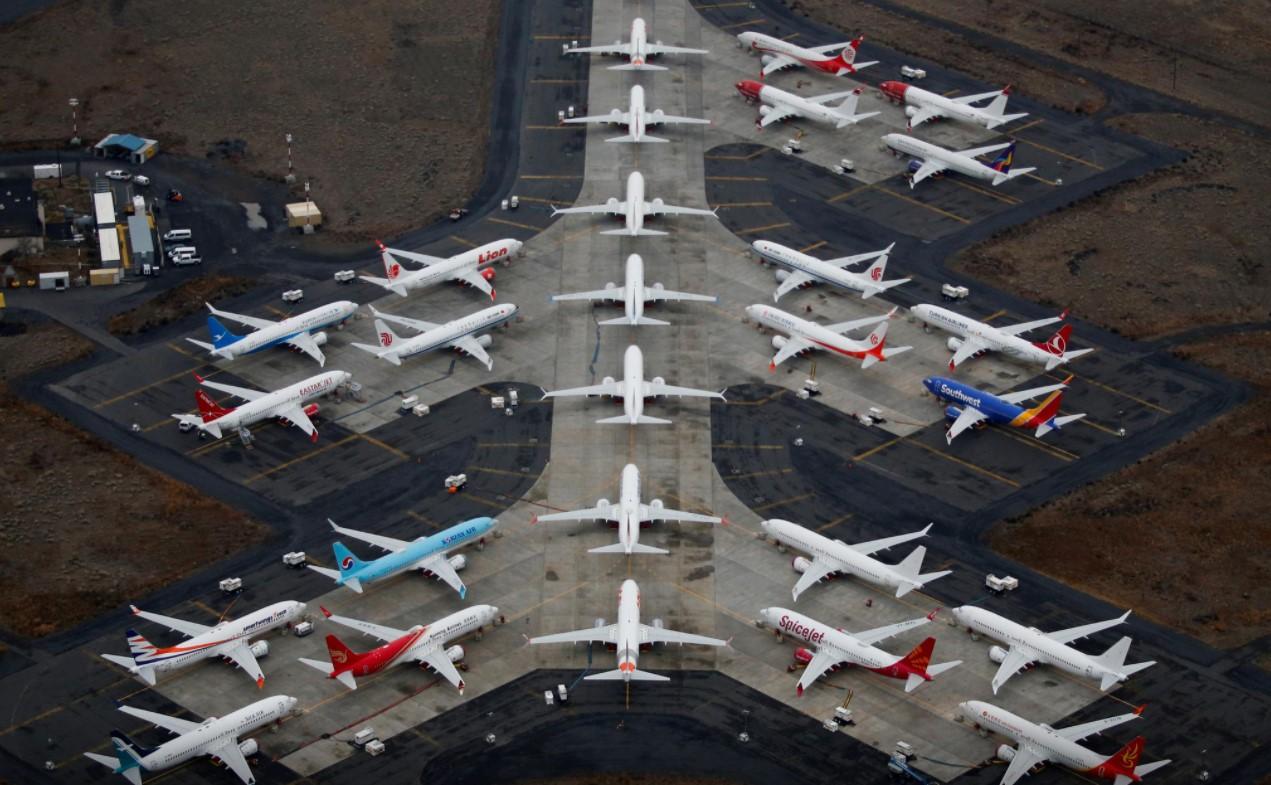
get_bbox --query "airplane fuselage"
[911,304,1058,367]
[737,82,840,126]
[396,605,499,670]
[616,463,644,551]
[883,134,1005,183]
[345,517,498,588]
[624,253,646,322]
[210,370,350,434]
[951,606,1128,687]
[131,696,295,774]
[623,171,646,234]
[752,240,880,298]
[629,85,648,141]
[629,17,649,64]
[746,304,879,361]
[613,579,643,678]
[761,608,909,674]
[390,239,521,293]
[382,304,518,362]
[738,32,847,73]
[761,519,916,596]
[621,344,647,422]
[218,301,357,359]
[961,701,1127,776]
[879,82,1000,127]
[924,376,1058,430]
[130,601,306,675]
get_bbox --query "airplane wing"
[1053,712,1139,743]
[759,105,801,128]
[962,141,1013,160]
[641,503,719,525]
[910,159,949,186]
[998,381,1069,405]
[207,741,255,785]
[791,556,837,601]
[449,335,493,370]
[949,336,991,368]
[543,379,626,398]
[530,624,619,646]
[854,616,930,646]
[640,623,724,647]
[774,270,816,301]
[954,88,1006,105]
[760,54,800,76]
[990,645,1037,693]
[825,244,895,268]
[824,310,892,334]
[220,641,266,687]
[809,41,857,55]
[416,645,466,692]
[537,506,620,523]
[553,202,625,216]
[385,247,445,266]
[907,106,945,129]
[1000,744,1049,785]
[1046,612,1129,645]
[643,286,716,304]
[807,89,859,106]
[328,519,410,553]
[643,201,715,218]
[118,705,201,735]
[566,43,634,56]
[553,287,626,304]
[198,378,265,402]
[129,606,210,638]
[997,315,1064,337]
[371,307,441,333]
[771,335,814,368]
[279,404,318,441]
[413,552,467,598]
[283,331,326,365]
[206,304,274,331]
[796,643,847,695]
[565,112,630,125]
[850,524,931,556]
[452,268,494,299]
[947,405,989,443]
[644,43,709,56]
[324,612,405,643]
[653,113,710,126]
[643,379,723,399]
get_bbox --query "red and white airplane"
[911,304,1093,371]
[880,81,1027,131]
[736,31,877,78]
[736,80,879,129]
[360,239,520,299]
[565,17,707,71]
[565,85,709,144]
[172,370,349,443]
[746,304,911,370]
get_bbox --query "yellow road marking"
[736,222,791,235]
[186,435,233,457]
[992,426,1077,462]
[706,175,768,181]
[407,509,440,528]
[942,89,961,97]
[506,581,590,624]
[94,365,217,408]
[906,440,1020,487]
[1024,171,1060,186]
[460,492,509,512]
[511,195,568,207]
[1078,418,1122,437]
[871,186,971,224]
[360,433,409,460]
[828,183,873,203]
[518,174,583,180]
[814,514,853,532]
[946,177,1021,205]
[674,583,756,626]
[166,342,194,357]
[727,468,793,481]
[752,493,815,513]
[449,235,476,248]
[143,417,175,432]
[982,309,1008,322]
[0,705,62,736]
[488,217,546,232]
[1013,134,1103,170]
[853,437,900,461]
[725,389,788,407]
[704,148,768,161]
[245,434,359,483]
[797,240,827,253]
[720,18,768,30]
[1047,371,1171,414]
[527,124,580,130]
[711,201,773,209]
[1007,118,1044,135]
[468,465,538,478]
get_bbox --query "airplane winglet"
[256,676,265,689]
[375,239,387,251]
[768,360,777,373]
[193,372,205,383]
[320,605,333,618]
[1134,704,1147,716]
[310,430,320,444]
[129,604,141,615]
[926,607,941,621]
[1059,307,1070,319]
[530,514,540,525]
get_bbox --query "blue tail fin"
[206,315,242,349]
[111,729,153,760]
[332,542,366,576]
[990,142,1017,174]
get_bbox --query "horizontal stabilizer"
[298,657,334,677]
[926,659,962,678]
[599,227,669,236]
[992,167,1036,186]
[610,63,668,72]
[606,134,669,143]
[904,672,926,693]
[1045,347,1095,371]
[585,667,670,681]
[986,112,1030,129]
[597,413,671,425]
[599,315,670,326]
[185,338,215,353]
[306,564,341,582]
[1132,760,1171,779]
[1035,413,1086,438]
[589,542,668,555]
[358,275,409,297]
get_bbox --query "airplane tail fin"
[597,413,672,425]
[598,315,670,326]
[983,86,1014,118]
[1100,736,1155,784]
[1035,323,1073,356]
[125,629,159,664]
[987,141,1035,185]
[206,315,242,350]
[379,244,408,282]
[1094,637,1154,688]
[586,667,670,681]
[194,389,234,423]
[111,728,154,760]
[374,319,400,349]
[332,542,367,578]
[589,542,669,555]
[86,733,147,784]
[860,319,911,369]
[890,546,951,597]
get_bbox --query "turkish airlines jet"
[880,81,1028,131]
[359,238,521,299]
[762,607,960,695]
[752,239,909,302]
[529,579,725,682]
[911,304,1094,371]
[551,171,716,237]
[961,701,1170,785]
[542,344,725,425]
[188,300,357,366]
[532,463,720,554]
[736,80,879,129]
[746,304,911,370]
[737,31,877,78]
[565,85,708,143]
[565,17,708,71]
[172,369,350,442]
[551,253,716,326]
[352,303,517,370]
[884,133,1036,188]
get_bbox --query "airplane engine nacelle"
[988,645,1008,664]
[448,554,468,572]
[652,376,665,387]
[238,739,259,758]
[944,405,963,422]
[792,556,812,574]
[650,198,665,211]
[652,617,664,629]
[772,335,788,349]
[303,403,320,418]
[476,334,493,348]
[650,109,666,124]
[605,197,620,211]
[604,281,618,290]
[310,331,329,347]
[649,499,664,512]
[775,269,790,282]
[947,337,963,352]
[595,499,611,518]
[609,108,623,121]
[793,647,814,665]
[904,105,919,119]
[758,105,773,116]
[652,282,664,290]
[481,267,496,282]
[593,617,608,629]
[761,54,775,66]
[996,745,1016,762]
[446,644,466,663]
[249,640,270,659]
[602,376,616,387]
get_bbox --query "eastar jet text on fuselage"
[747,304,911,371]
[564,17,708,71]
[911,304,1094,371]
[752,239,909,302]
[924,375,1087,444]
[565,85,709,143]
[352,303,517,370]
[879,81,1027,130]
[737,31,877,77]
[359,238,521,299]
[550,171,717,237]
[736,79,879,129]
[551,253,717,326]
[188,300,357,366]
[883,133,1036,188]
[172,370,349,443]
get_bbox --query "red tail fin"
[325,635,362,670]
[1098,735,1145,777]
[899,636,935,674]
[1035,323,1072,356]
[195,390,233,422]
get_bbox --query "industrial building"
[92,132,159,165]
[0,179,45,256]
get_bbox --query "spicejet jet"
[565,85,708,143]
[565,17,708,71]
[736,31,877,78]
[551,171,716,237]
[883,133,1035,188]
[550,253,716,326]
[924,375,1087,444]
[746,304,911,370]
[736,80,879,129]
[359,239,521,299]
[880,81,1027,131]
[911,304,1094,371]
[187,300,357,366]
[171,370,349,443]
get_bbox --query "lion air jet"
[187,300,357,366]
[736,80,879,129]
[551,253,716,326]
[736,31,877,78]
[746,304,911,371]
[352,303,517,370]
[880,81,1028,131]
[884,133,1035,188]
[961,701,1170,785]
[529,579,726,683]
[565,85,709,143]
[542,344,725,425]
[551,171,716,237]
[359,239,521,299]
[910,304,1094,371]
[752,240,909,302]
[171,370,349,443]
[564,17,708,71]
[762,607,960,695]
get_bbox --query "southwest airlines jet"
[924,375,1086,444]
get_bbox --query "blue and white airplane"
[307,517,497,598]
[187,300,359,366]
[923,375,1086,444]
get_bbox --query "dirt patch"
[107,274,256,336]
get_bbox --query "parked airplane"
[746,304,911,370]
[564,17,708,71]
[736,31,877,77]
[172,370,350,443]
[550,171,716,236]
[102,601,306,689]
[952,606,1153,693]
[565,85,709,143]
[924,375,1086,444]
[752,240,909,302]
[911,304,1094,371]
[352,303,517,370]
[761,519,949,600]
[883,134,1035,188]
[541,344,724,425]
[736,80,879,129]
[961,701,1170,785]
[187,300,357,366]
[551,253,716,326]
[529,579,725,682]
[880,81,1027,130]
[307,517,497,598]
[762,607,959,695]
[301,604,498,693]
[85,695,297,785]
[359,238,521,299]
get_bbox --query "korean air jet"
[187,300,357,366]
[924,375,1086,444]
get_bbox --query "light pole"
[285,133,295,184]
[304,179,312,233]
[68,98,80,146]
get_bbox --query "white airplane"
[911,304,1094,371]
[883,133,1036,188]
[359,238,521,299]
[565,17,708,71]
[84,695,296,785]
[529,579,725,682]
[551,253,716,326]
[101,601,306,689]
[752,240,909,302]
[352,303,517,370]
[961,700,1170,785]
[880,81,1028,130]
[171,370,350,443]
[542,344,724,425]
[951,606,1154,693]
[746,304,911,371]
[762,607,960,695]
[735,79,879,129]
[533,463,720,555]
[736,31,877,77]
[188,300,357,366]
[565,85,709,144]
[550,171,716,237]
[761,520,950,600]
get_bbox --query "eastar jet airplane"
[564,17,708,71]
[352,303,517,370]
[961,701,1170,785]
[307,516,497,598]
[736,79,879,129]
[301,604,498,693]
[188,300,357,366]
[924,375,1087,444]
[911,304,1094,371]
[880,81,1028,130]
[541,344,725,425]
[761,519,950,600]
[550,171,716,237]
[752,239,909,302]
[746,304,911,371]
[762,607,960,695]
[532,463,720,554]
[359,238,521,299]
[85,695,297,785]
[101,601,306,689]
[171,370,349,443]
[551,253,716,326]
[529,579,725,682]
[737,31,878,77]
[883,133,1036,188]
[952,606,1154,693]
[565,85,709,143]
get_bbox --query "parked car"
[163,229,192,242]
[105,169,131,181]
[171,255,202,266]
[133,175,151,186]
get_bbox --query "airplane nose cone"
[489,606,499,620]
[296,602,308,615]
[284,696,298,712]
